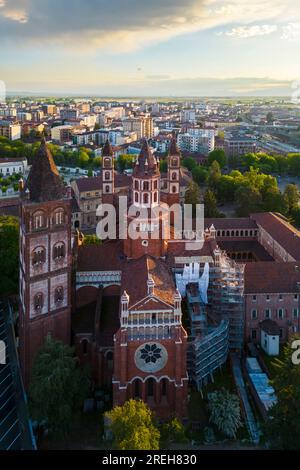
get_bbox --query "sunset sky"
[1,0,300,95]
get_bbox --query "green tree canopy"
[105,399,160,450]
[208,160,221,189]
[204,189,221,218]
[192,165,208,185]
[0,216,19,296]
[265,337,300,449]
[29,335,90,436]
[207,149,227,168]
[183,157,197,172]
[284,184,300,213]
[208,388,242,439]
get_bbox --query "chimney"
[147,275,155,296]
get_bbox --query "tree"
[0,216,19,295]
[208,388,242,439]
[265,337,300,449]
[287,154,300,176]
[105,399,160,450]
[83,234,102,246]
[284,184,300,213]
[192,165,208,185]
[160,417,187,447]
[29,335,90,436]
[204,189,221,218]
[183,157,197,172]
[208,149,226,168]
[235,185,262,216]
[185,181,200,217]
[262,186,286,213]
[117,154,135,172]
[208,160,221,189]
[159,159,168,173]
[291,206,300,227]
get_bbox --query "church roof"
[24,138,66,202]
[133,139,159,177]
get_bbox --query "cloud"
[223,24,278,38]
[281,23,300,40]
[0,0,299,51]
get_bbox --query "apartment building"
[0,121,22,140]
[123,116,153,139]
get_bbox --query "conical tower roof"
[169,136,180,156]
[102,139,113,156]
[24,137,66,202]
[133,139,159,177]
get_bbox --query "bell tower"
[167,136,181,206]
[19,138,72,386]
[102,140,114,205]
[123,140,168,259]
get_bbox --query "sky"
[0,0,300,96]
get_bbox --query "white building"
[177,130,215,155]
[0,121,22,141]
[0,157,28,176]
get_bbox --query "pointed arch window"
[143,193,149,204]
[105,171,110,180]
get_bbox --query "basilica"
[19,137,300,420]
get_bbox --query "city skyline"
[1,0,300,96]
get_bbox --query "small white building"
[0,157,28,176]
[260,319,280,356]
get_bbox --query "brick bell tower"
[167,136,181,206]
[102,140,114,205]
[19,138,72,386]
[123,139,168,259]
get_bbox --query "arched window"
[161,378,167,396]
[54,286,64,304]
[33,210,46,230]
[143,181,149,191]
[153,180,158,189]
[53,242,65,260]
[172,172,177,180]
[104,157,111,168]
[135,192,139,203]
[153,192,158,203]
[105,171,110,180]
[172,185,177,193]
[134,180,139,190]
[82,339,88,355]
[53,208,65,226]
[34,293,44,312]
[147,378,154,397]
[172,158,178,166]
[105,185,110,193]
[134,379,141,398]
[143,193,149,204]
[32,246,46,266]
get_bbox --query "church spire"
[24,137,66,203]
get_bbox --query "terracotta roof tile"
[245,262,300,293]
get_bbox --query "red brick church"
[18,137,300,419]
